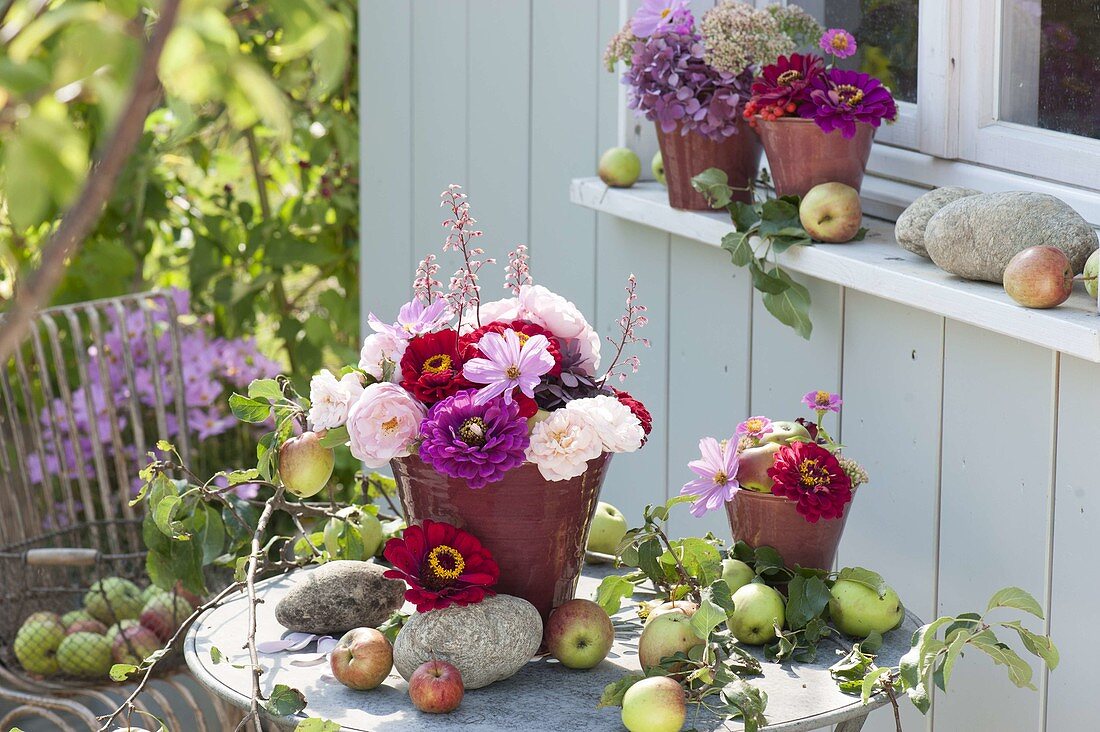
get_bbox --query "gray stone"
[894,186,980,258]
[392,594,542,689]
[924,191,1099,283]
[274,560,404,635]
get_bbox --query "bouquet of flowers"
[308,186,652,488]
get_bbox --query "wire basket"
[0,519,201,687]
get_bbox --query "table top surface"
[185,562,921,732]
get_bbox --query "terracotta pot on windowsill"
[753,116,875,199]
[725,486,856,570]
[655,120,762,210]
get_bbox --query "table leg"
[834,716,868,732]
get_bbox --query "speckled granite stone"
[274,560,404,635]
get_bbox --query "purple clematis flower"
[632,0,691,37]
[462,329,555,406]
[819,28,858,59]
[802,389,843,414]
[680,437,740,518]
[368,298,452,341]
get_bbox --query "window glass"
[999,0,1099,139]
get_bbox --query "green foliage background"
[0,0,360,384]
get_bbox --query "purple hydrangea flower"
[418,390,530,489]
[819,28,858,59]
[624,27,754,141]
[799,68,898,138]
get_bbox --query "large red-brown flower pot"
[753,117,875,198]
[724,487,856,570]
[655,120,762,210]
[391,454,612,623]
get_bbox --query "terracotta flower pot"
[754,117,875,198]
[724,487,856,570]
[391,454,612,623]
[655,121,762,210]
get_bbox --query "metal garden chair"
[0,291,243,731]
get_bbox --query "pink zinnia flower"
[631,0,691,37]
[368,298,452,341]
[680,437,740,518]
[735,416,773,441]
[462,329,555,406]
[819,28,857,59]
[803,390,843,414]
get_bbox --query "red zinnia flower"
[458,319,563,377]
[767,441,852,523]
[613,389,652,444]
[750,53,826,113]
[400,330,470,405]
[382,520,500,612]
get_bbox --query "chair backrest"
[0,291,192,549]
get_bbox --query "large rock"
[275,561,404,635]
[895,186,980,258]
[924,192,1098,283]
[393,594,542,689]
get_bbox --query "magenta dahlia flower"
[819,28,857,59]
[800,68,898,138]
[768,441,852,522]
[750,53,825,111]
[418,390,529,488]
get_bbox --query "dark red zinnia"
[458,319,563,377]
[767,441,852,523]
[400,330,470,405]
[382,520,500,612]
[749,53,826,112]
[613,389,652,444]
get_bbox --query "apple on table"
[330,627,393,691]
[728,583,785,645]
[408,659,464,714]
[587,501,628,558]
[546,599,614,670]
[799,182,863,244]
[621,676,686,732]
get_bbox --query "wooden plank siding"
[360,3,1075,729]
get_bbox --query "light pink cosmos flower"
[820,28,857,59]
[680,437,740,518]
[735,416,773,441]
[462,329,555,406]
[632,0,690,37]
[368,299,452,341]
[802,390,843,414]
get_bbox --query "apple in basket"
[408,659,464,714]
[112,624,162,666]
[13,613,66,676]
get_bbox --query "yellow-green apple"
[1003,246,1074,309]
[111,624,162,666]
[278,431,335,498]
[1083,249,1098,298]
[599,147,641,188]
[84,577,144,624]
[546,598,614,669]
[762,421,811,446]
[643,600,698,626]
[621,676,686,732]
[735,442,781,492]
[799,182,863,243]
[651,151,666,187]
[357,511,384,557]
[829,580,904,638]
[720,558,755,594]
[408,659,464,713]
[57,631,113,678]
[330,627,393,690]
[729,583,785,645]
[61,610,95,628]
[638,612,704,671]
[14,613,66,676]
[587,501,629,556]
[66,618,108,636]
[140,592,193,643]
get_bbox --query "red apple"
[408,659,464,714]
[111,624,162,666]
[279,432,335,498]
[139,593,193,643]
[1003,246,1074,309]
[172,581,204,609]
[330,627,393,691]
[735,442,782,492]
[643,600,698,626]
[65,618,108,636]
[545,599,614,669]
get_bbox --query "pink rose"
[518,285,601,375]
[346,383,426,468]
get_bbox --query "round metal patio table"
[185,563,920,731]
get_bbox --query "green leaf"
[266,684,308,716]
[690,594,727,640]
[861,666,891,704]
[761,270,812,340]
[836,567,889,598]
[227,468,261,486]
[861,630,884,654]
[377,611,408,645]
[721,231,754,268]
[729,201,761,232]
[999,621,1059,670]
[637,537,664,581]
[760,197,799,222]
[153,494,186,539]
[230,393,272,423]
[248,378,283,402]
[110,663,139,682]
[318,426,350,448]
[597,674,644,708]
[719,679,768,732]
[972,638,1036,689]
[690,168,733,209]
[785,575,831,630]
[661,537,722,586]
[210,646,224,664]
[753,546,786,576]
[295,720,341,732]
[941,627,970,688]
[750,263,791,295]
[595,575,636,616]
[986,587,1044,620]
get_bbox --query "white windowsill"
[570,178,1100,363]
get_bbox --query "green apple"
[643,600,698,626]
[829,579,904,638]
[545,599,614,669]
[729,583,785,645]
[57,631,114,678]
[720,558,755,594]
[762,420,811,446]
[279,432,335,498]
[1083,248,1098,299]
[638,612,704,671]
[61,610,95,628]
[598,147,641,188]
[84,577,144,624]
[14,614,66,676]
[587,501,628,557]
[621,676,686,732]
[799,182,863,243]
[735,442,781,492]
[651,151,666,187]
[358,511,384,557]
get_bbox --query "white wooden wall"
[359,3,1096,730]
